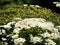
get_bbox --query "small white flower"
[2,38,7,41]
[56,3,60,7]
[2,29,6,34]
[14,38,26,45]
[0,30,2,35]
[52,28,58,33]
[7,22,15,26]
[3,25,11,29]
[30,5,34,7]
[6,35,10,37]
[13,28,21,34]
[45,39,56,45]
[35,5,40,7]
[46,22,54,28]
[53,2,59,4]
[30,34,43,44]
[4,42,8,45]
[50,33,60,39]
[14,18,22,20]
[23,4,28,6]
[55,26,60,30]
[15,21,21,28]
[53,2,60,7]
[15,21,30,29]
[1,22,15,29]
[12,34,19,39]
[43,22,54,30]
[40,31,51,38]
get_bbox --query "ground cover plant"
[0,18,60,45]
[0,5,60,45]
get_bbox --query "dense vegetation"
[0,5,60,25]
[0,18,60,45]
[0,0,60,45]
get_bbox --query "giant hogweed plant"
[0,18,60,45]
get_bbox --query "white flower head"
[56,3,60,7]
[55,26,60,30]
[14,18,22,20]
[0,30,2,35]
[15,20,30,29]
[53,2,59,4]
[30,5,34,7]
[13,28,21,34]
[3,25,11,29]
[2,29,6,34]
[23,4,28,6]
[40,31,51,38]
[50,33,60,39]
[4,42,8,45]
[30,34,43,44]
[2,38,7,41]
[2,22,15,29]
[12,34,19,39]
[45,39,56,45]
[46,22,54,28]
[43,22,54,30]
[7,22,15,26]
[52,28,58,33]
[14,38,26,45]
[35,5,40,7]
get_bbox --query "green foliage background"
[0,0,60,25]
[0,5,60,26]
[0,0,33,5]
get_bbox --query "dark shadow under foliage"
[32,0,60,14]
[0,0,60,14]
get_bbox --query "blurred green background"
[0,0,34,9]
[0,0,33,6]
[0,0,60,5]
[0,0,60,13]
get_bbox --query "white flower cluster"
[53,2,60,7]
[30,34,43,44]
[2,38,7,41]
[23,4,40,7]
[0,18,60,45]
[55,26,60,31]
[40,31,60,39]
[12,34,19,39]
[45,39,56,45]
[0,29,6,35]
[14,38,26,45]
[14,18,54,31]
[0,22,15,29]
